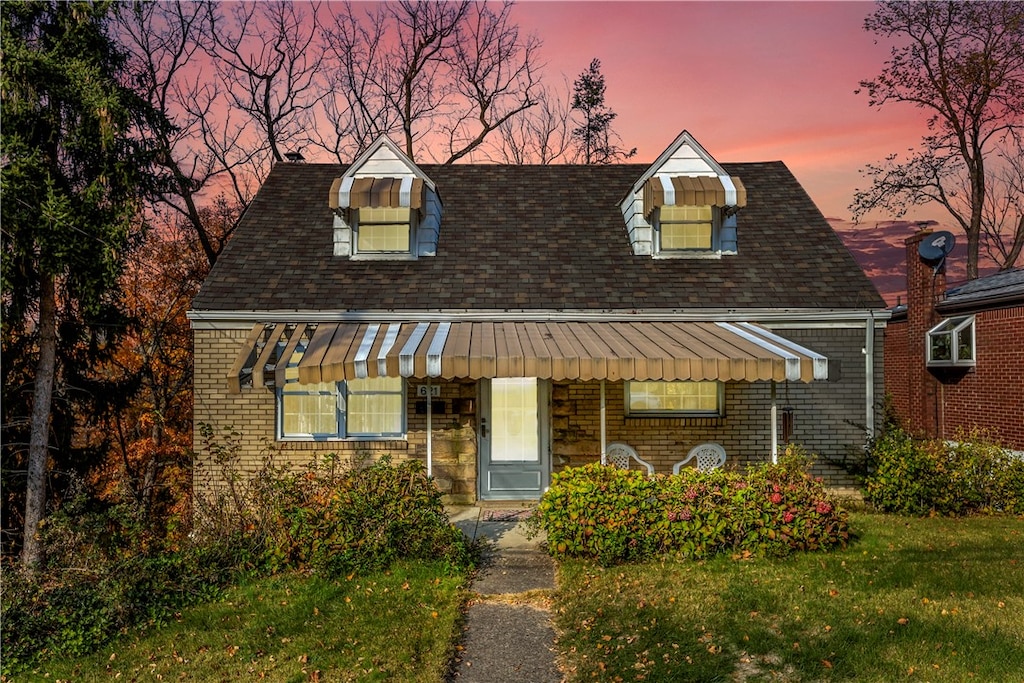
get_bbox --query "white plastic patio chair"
[673,442,727,474]
[605,442,655,475]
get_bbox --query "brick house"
[885,230,1024,451]
[189,131,886,503]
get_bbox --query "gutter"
[189,307,893,328]
[936,294,1024,315]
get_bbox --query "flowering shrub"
[531,448,848,565]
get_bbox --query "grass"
[32,560,468,683]
[20,513,1024,683]
[553,512,1024,682]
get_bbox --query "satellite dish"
[918,231,956,263]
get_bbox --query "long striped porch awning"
[228,321,827,393]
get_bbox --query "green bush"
[0,520,250,677]
[3,445,475,675]
[193,426,476,577]
[252,456,476,576]
[865,427,1024,516]
[532,449,848,565]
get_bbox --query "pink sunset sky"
[509,0,954,303]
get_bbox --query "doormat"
[481,509,533,522]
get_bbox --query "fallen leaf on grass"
[822,660,833,669]
[898,618,909,625]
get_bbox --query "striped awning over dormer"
[643,175,747,217]
[227,320,828,393]
[329,176,425,210]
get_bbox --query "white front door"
[478,378,550,500]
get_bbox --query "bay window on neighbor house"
[927,315,975,367]
[278,343,405,439]
[656,204,714,252]
[354,206,415,255]
[626,380,723,416]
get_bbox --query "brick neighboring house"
[885,230,1024,451]
[188,131,887,503]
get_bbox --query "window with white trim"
[354,206,415,255]
[626,381,723,416]
[278,343,405,439]
[655,205,716,254]
[927,316,975,367]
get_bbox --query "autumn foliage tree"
[83,206,232,521]
[852,1,1024,278]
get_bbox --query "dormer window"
[620,131,746,257]
[656,204,714,253]
[354,206,416,255]
[329,136,442,260]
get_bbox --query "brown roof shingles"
[192,162,884,313]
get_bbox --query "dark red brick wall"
[884,230,1024,450]
[936,306,1024,449]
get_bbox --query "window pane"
[360,207,411,222]
[357,223,410,252]
[491,378,539,462]
[662,223,712,250]
[357,207,412,253]
[660,205,713,250]
[956,324,973,361]
[629,381,720,413]
[282,392,337,435]
[662,205,712,222]
[348,392,403,435]
[347,377,404,436]
[930,332,952,361]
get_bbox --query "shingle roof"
[938,268,1024,312]
[191,161,883,313]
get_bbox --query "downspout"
[770,380,778,464]
[865,311,876,440]
[600,380,607,464]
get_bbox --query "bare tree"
[116,1,231,266]
[851,1,1024,278]
[982,132,1024,268]
[201,1,326,169]
[118,1,327,266]
[319,0,541,164]
[490,80,575,164]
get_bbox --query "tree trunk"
[22,272,57,571]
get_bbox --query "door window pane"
[491,377,539,462]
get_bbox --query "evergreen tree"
[1,0,160,569]
[570,58,635,164]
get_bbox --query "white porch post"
[426,377,433,477]
[600,379,607,464]
[770,380,778,464]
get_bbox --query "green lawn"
[553,512,1024,682]
[24,513,1024,683]
[32,561,468,683]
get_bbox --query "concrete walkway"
[446,506,563,683]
